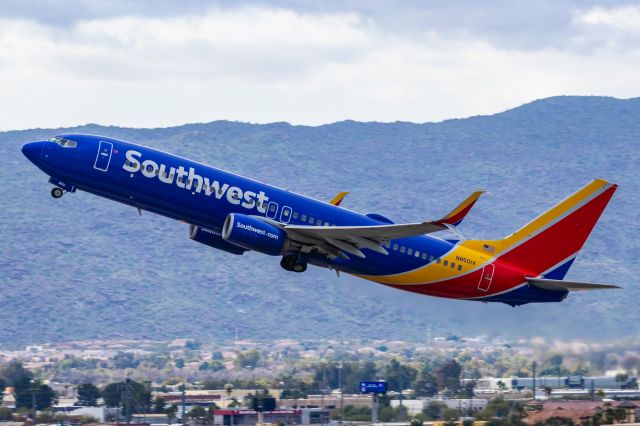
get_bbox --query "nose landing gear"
[280,253,308,273]
[51,187,64,198]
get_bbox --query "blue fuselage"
[22,134,454,277]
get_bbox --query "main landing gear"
[51,187,64,198]
[280,253,308,273]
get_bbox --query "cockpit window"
[49,137,77,148]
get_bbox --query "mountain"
[1,95,639,347]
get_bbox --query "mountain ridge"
[1,95,638,347]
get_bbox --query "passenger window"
[407,248,413,255]
[422,253,427,260]
[393,244,398,250]
[429,255,434,261]
[400,246,406,253]
[317,219,322,225]
[443,260,448,266]
[269,204,276,212]
[324,221,330,226]
[415,250,420,258]
[283,209,290,217]
[309,217,315,224]
[436,258,441,264]
[451,262,455,268]
[385,242,391,248]
[458,265,462,271]
[293,212,299,219]
[301,214,307,221]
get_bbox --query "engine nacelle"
[222,213,288,255]
[189,224,247,255]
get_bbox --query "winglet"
[329,191,349,206]
[435,191,485,226]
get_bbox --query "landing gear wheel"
[293,263,307,273]
[51,187,64,198]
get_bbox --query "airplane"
[22,134,620,306]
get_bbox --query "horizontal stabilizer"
[527,278,621,292]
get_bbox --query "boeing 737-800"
[22,134,620,306]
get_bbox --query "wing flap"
[527,278,621,292]
[284,221,446,242]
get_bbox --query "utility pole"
[29,379,37,418]
[371,394,378,425]
[125,378,131,426]
[181,382,186,426]
[532,362,537,400]
[590,380,595,401]
[398,377,404,422]
[337,362,344,423]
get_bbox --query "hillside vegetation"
[1,96,638,346]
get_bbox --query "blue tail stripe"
[544,258,576,280]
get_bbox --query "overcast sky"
[1,0,639,130]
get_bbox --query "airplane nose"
[22,141,44,163]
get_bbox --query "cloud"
[0,2,639,130]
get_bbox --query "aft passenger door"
[478,264,495,292]
[94,140,113,172]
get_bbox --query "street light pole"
[29,379,37,418]
[337,362,344,423]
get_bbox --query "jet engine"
[189,224,247,255]
[222,213,288,255]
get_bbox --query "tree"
[614,373,629,388]
[189,405,207,421]
[153,397,167,414]
[409,417,423,426]
[435,360,462,393]
[112,352,139,369]
[102,380,151,411]
[441,407,459,421]
[185,340,201,350]
[384,359,417,393]
[14,381,57,410]
[0,407,12,421]
[165,403,178,424]
[422,401,447,420]
[461,380,476,398]
[224,384,234,399]
[413,370,439,397]
[199,361,225,372]
[234,349,260,370]
[76,383,101,406]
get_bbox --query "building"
[277,394,372,410]
[214,409,302,425]
[390,399,488,416]
[525,400,639,424]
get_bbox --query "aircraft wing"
[281,222,446,258]
[275,190,485,258]
[285,221,446,242]
[526,278,621,291]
